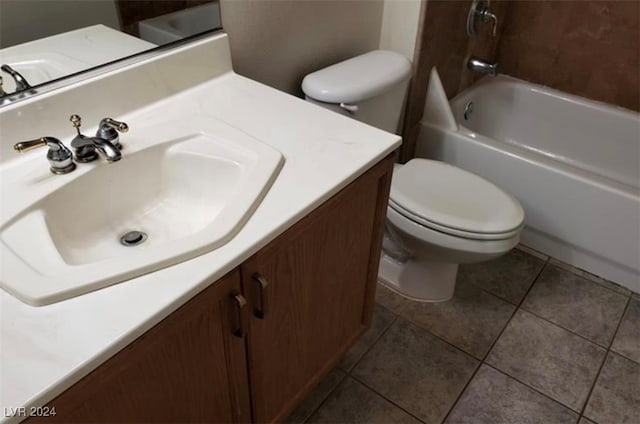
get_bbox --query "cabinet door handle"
[230,290,248,338]
[252,273,269,319]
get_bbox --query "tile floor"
[286,246,640,424]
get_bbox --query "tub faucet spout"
[467,57,498,77]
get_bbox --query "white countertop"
[0,34,400,422]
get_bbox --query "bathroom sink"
[0,121,283,305]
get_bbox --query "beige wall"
[220,0,384,96]
[0,0,120,48]
[379,0,421,62]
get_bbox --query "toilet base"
[378,254,458,302]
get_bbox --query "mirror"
[0,0,222,104]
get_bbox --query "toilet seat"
[389,200,522,240]
[390,159,524,240]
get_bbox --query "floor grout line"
[442,256,551,423]
[438,358,482,423]
[606,295,633,351]
[482,363,584,416]
[302,310,401,423]
[344,310,400,373]
[607,347,640,367]
[463,258,548,307]
[303,250,635,424]
[517,307,612,350]
[395,262,550,362]
[474,259,621,351]
[398,313,486,361]
[512,257,630,350]
[517,258,550,308]
[546,257,635,299]
[348,373,428,424]
[345,310,480,423]
[467,278,529,307]
[515,243,550,262]
[300,370,348,424]
[577,294,634,422]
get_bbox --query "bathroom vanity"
[0,33,400,423]
[26,155,393,424]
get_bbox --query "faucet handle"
[100,118,129,133]
[481,10,498,37]
[97,117,129,149]
[467,0,498,37]
[68,114,100,162]
[14,137,76,174]
[70,114,83,134]
[14,137,50,152]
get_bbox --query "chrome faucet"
[1,64,32,92]
[13,137,76,174]
[11,115,129,174]
[467,0,498,37]
[0,76,7,97]
[96,117,129,149]
[69,114,125,163]
[467,57,498,76]
[1,65,37,104]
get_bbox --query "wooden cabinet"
[27,154,393,424]
[28,270,251,424]
[242,155,393,422]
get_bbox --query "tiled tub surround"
[497,0,640,112]
[288,246,639,424]
[418,74,640,293]
[399,0,639,163]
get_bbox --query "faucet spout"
[71,135,121,163]
[1,64,32,91]
[467,57,498,77]
[91,137,122,162]
[69,114,123,163]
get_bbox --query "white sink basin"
[0,119,283,305]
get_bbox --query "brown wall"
[400,0,505,162]
[498,0,640,112]
[220,0,384,97]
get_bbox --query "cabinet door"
[28,270,251,423]
[242,155,393,423]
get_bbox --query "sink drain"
[120,230,148,247]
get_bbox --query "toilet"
[302,51,524,302]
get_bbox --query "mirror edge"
[0,28,225,108]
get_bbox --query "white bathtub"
[417,73,640,292]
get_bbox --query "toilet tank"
[302,50,412,134]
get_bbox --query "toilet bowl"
[302,52,524,302]
[379,159,523,301]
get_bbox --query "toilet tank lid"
[302,50,412,104]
